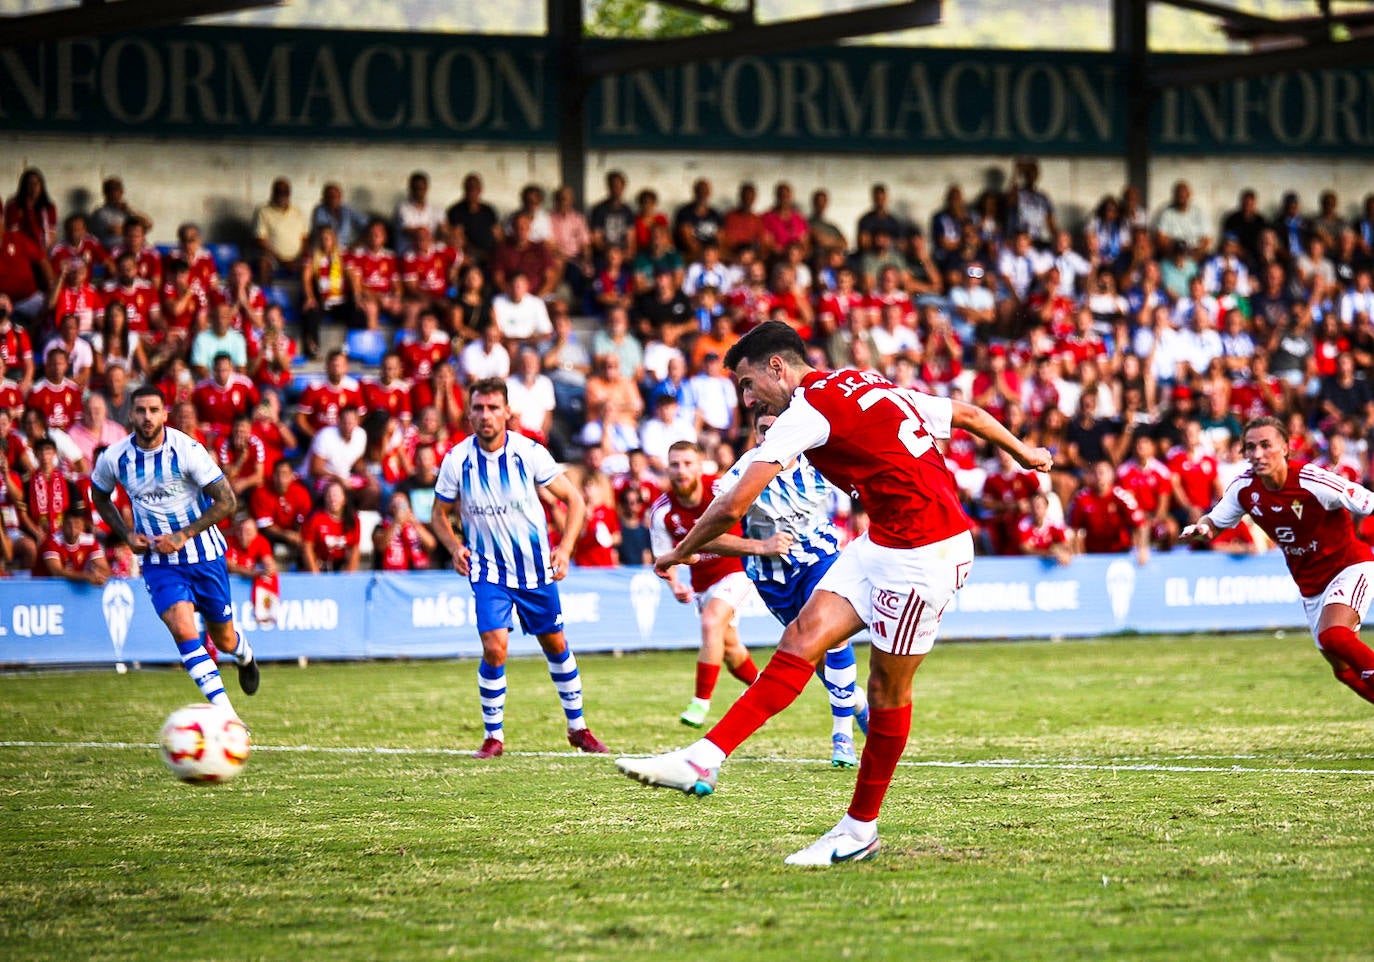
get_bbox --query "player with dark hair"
[430,377,609,759]
[89,384,259,718]
[618,321,1052,865]
[1181,415,1374,706]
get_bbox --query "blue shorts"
[472,580,564,636]
[143,557,234,623]
[754,552,840,627]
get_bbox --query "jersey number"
[858,388,935,460]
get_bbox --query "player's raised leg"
[1316,598,1374,704]
[617,589,863,794]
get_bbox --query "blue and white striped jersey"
[714,447,843,585]
[435,431,561,589]
[90,428,228,566]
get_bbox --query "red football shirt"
[754,369,969,549]
[1210,462,1374,597]
[34,531,103,578]
[401,245,458,296]
[25,377,82,431]
[297,377,365,432]
[1068,487,1144,553]
[251,480,313,533]
[301,510,359,569]
[363,378,414,422]
[1167,446,1220,511]
[27,469,72,535]
[377,519,431,571]
[398,337,451,381]
[1117,457,1173,515]
[225,531,273,572]
[193,375,259,430]
[0,231,44,300]
[1017,515,1069,554]
[102,279,159,332]
[347,247,399,295]
[649,477,744,594]
[573,504,620,568]
[981,469,1039,555]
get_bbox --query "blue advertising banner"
[1,551,1307,668]
[1,27,1372,155]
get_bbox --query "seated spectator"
[22,406,85,477]
[541,307,591,416]
[674,178,722,261]
[25,436,75,537]
[632,222,684,295]
[190,304,248,378]
[549,185,593,303]
[300,478,361,573]
[412,362,465,434]
[580,353,642,454]
[90,302,148,389]
[456,323,511,383]
[374,489,436,571]
[1,223,53,329]
[114,221,167,289]
[307,405,379,509]
[364,352,414,424]
[247,308,296,400]
[1317,353,1374,429]
[218,414,267,498]
[295,350,365,441]
[1153,180,1212,259]
[363,410,414,500]
[253,177,308,283]
[250,394,294,475]
[193,352,258,436]
[398,443,443,531]
[26,346,82,431]
[592,306,644,380]
[1017,491,1072,564]
[399,308,452,382]
[47,257,103,336]
[100,364,133,428]
[67,392,126,468]
[33,507,109,584]
[43,314,94,387]
[639,395,698,472]
[1069,460,1148,561]
[451,262,493,340]
[572,471,620,568]
[592,244,634,315]
[311,182,368,250]
[159,259,206,345]
[633,267,694,349]
[251,459,312,560]
[225,514,276,583]
[347,218,403,333]
[683,241,739,300]
[719,181,770,261]
[493,273,553,347]
[506,346,556,443]
[905,232,943,299]
[401,224,460,317]
[491,211,558,299]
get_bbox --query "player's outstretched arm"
[653,460,783,576]
[950,401,1052,473]
[1178,516,1217,544]
[701,531,794,559]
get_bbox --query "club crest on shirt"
[1291,500,1303,519]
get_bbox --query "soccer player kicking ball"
[1180,416,1374,706]
[703,413,870,768]
[617,322,1052,865]
[90,386,260,718]
[430,378,609,759]
[649,441,763,729]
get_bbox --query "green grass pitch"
[2,633,1373,962]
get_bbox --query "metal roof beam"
[650,0,753,29]
[0,0,283,49]
[582,0,941,79]
[1150,33,1374,87]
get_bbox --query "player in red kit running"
[1182,416,1374,707]
[618,321,1052,865]
[650,440,761,728]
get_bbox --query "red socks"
[848,703,913,823]
[1317,626,1374,705]
[694,661,721,701]
[705,649,814,756]
[727,655,760,686]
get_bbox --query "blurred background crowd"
[6,155,1374,581]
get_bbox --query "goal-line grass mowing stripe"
[4,740,1374,776]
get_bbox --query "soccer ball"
[158,704,251,782]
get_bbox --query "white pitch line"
[3,740,1374,776]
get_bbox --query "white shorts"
[818,530,975,656]
[1305,561,1374,647]
[697,570,756,626]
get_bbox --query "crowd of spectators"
[6,156,1374,582]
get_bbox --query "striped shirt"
[90,427,228,566]
[434,431,560,589]
[715,447,843,585]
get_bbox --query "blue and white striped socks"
[176,638,233,712]
[478,659,506,743]
[822,644,859,737]
[546,647,587,732]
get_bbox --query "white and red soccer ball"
[158,704,251,782]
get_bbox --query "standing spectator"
[300,479,361,573]
[1117,433,1178,547]
[347,218,403,333]
[1006,157,1057,247]
[89,177,152,252]
[631,188,669,252]
[674,178,722,261]
[0,225,51,330]
[930,184,971,272]
[1168,421,1223,530]
[1085,194,1131,271]
[301,225,357,358]
[589,170,635,260]
[311,182,368,250]
[719,182,770,261]
[374,490,435,571]
[446,173,503,266]
[394,171,445,254]
[4,168,57,251]
[1277,191,1310,260]
[252,177,308,284]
